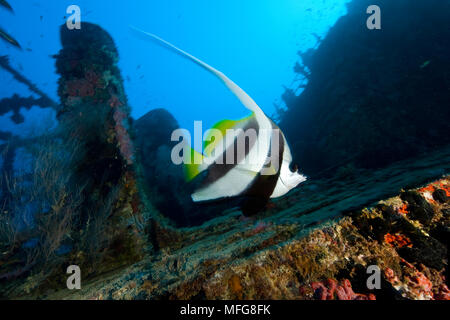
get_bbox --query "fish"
[132,26,306,215]
[420,60,430,69]
[0,27,21,49]
[0,0,12,12]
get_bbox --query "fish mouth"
[280,166,307,190]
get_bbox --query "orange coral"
[397,203,409,215]
[418,184,437,204]
[417,179,450,202]
[438,182,450,197]
[228,275,243,299]
[418,185,435,194]
[384,233,412,248]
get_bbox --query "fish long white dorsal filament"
[129,26,266,119]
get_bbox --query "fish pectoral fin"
[191,165,258,202]
[262,163,279,176]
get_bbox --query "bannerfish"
[132,27,306,215]
[0,27,21,49]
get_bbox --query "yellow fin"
[184,147,204,182]
[203,113,254,156]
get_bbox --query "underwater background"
[0,0,449,300]
[0,0,350,136]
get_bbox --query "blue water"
[0,0,349,136]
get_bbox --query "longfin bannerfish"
[132,26,306,214]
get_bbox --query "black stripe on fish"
[240,121,285,216]
[200,116,260,188]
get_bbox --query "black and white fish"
[132,27,306,215]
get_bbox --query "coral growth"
[228,275,243,299]
[113,109,134,165]
[383,258,446,300]
[11,169,447,300]
[384,233,413,248]
[0,22,148,297]
[250,221,271,235]
[397,203,409,215]
[310,279,376,300]
[417,181,450,204]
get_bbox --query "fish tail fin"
[130,26,266,117]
